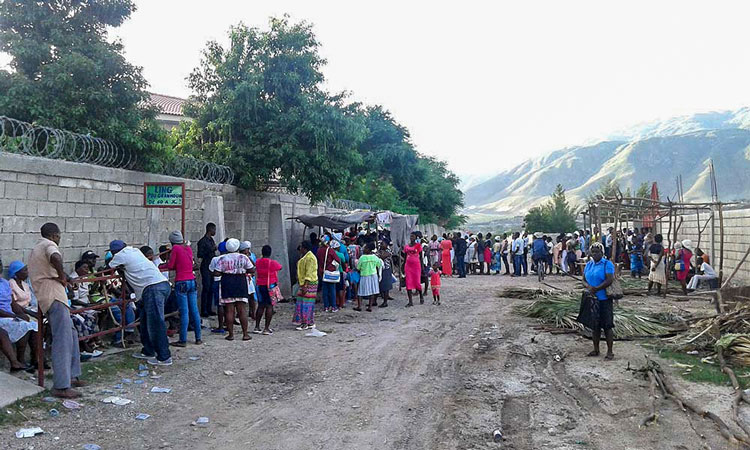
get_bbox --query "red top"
[256,258,282,286]
[429,269,442,286]
[316,247,340,276]
[161,244,195,282]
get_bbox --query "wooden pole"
[664,204,673,297]
[721,245,750,289]
[719,203,725,284]
[695,208,701,251]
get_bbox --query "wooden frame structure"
[581,190,750,301]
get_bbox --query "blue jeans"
[321,282,337,309]
[175,279,201,343]
[110,297,136,344]
[140,281,172,362]
[456,254,467,277]
[521,252,528,275]
[513,255,523,276]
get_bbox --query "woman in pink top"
[253,245,282,335]
[162,231,201,346]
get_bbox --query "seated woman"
[69,260,100,354]
[0,258,38,372]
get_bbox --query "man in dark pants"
[197,223,217,317]
[452,232,467,278]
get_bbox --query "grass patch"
[0,393,54,427]
[0,352,136,427]
[653,347,750,388]
[78,352,135,384]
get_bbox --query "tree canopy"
[0,7,463,224]
[523,184,577,233]
[0,0,161,157]
[180,17,464,224]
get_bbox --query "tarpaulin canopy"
[389,213,420,253]
[290,211,378,229]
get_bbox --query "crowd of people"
[0,219,720,395]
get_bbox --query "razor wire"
[0,115,234,184]
[323,198,374,211]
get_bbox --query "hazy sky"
[7,1,750,176]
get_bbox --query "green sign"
[144,183,183,207]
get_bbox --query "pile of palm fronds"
[619,277,650,291]
[497,287,555,300]
[716,334,750,366]
[515,292,679,339]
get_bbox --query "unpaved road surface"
[0,274,739,449]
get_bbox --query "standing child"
[429,263,442,305]
[355,243,382,312]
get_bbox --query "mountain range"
[463,108,750,217]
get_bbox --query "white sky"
[6,1,750,176]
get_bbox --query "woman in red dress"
[404,232,424,307]
[440,236,453,277]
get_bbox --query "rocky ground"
[0,273,742,449]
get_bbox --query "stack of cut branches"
[716,334,750,367]
[668,305,750,353]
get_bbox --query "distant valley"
[463,108,750,220]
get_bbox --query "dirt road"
[0,274,737,449]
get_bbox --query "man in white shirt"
[687,262,717,291]
[511,232,524,277]
[108,240,172,366]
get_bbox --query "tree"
[182,18,464,222]
[586,177,620,202]
[524,184,577,233]
[0,0,160,158]
[340,106,464,224]
[182,18,367,202]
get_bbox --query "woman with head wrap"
[8,260,44,369]
[215,238,254,341]
[0,257,38,372]
[161,231,201,347]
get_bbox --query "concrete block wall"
[0,153,338,274]
[658,208,750,284]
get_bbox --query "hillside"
[464,128,750,216]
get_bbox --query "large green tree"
[524,184,577,233]
[183,18,464,223]
[0,0,160,156]
[340,106,464,224]
[182,18,367,202]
